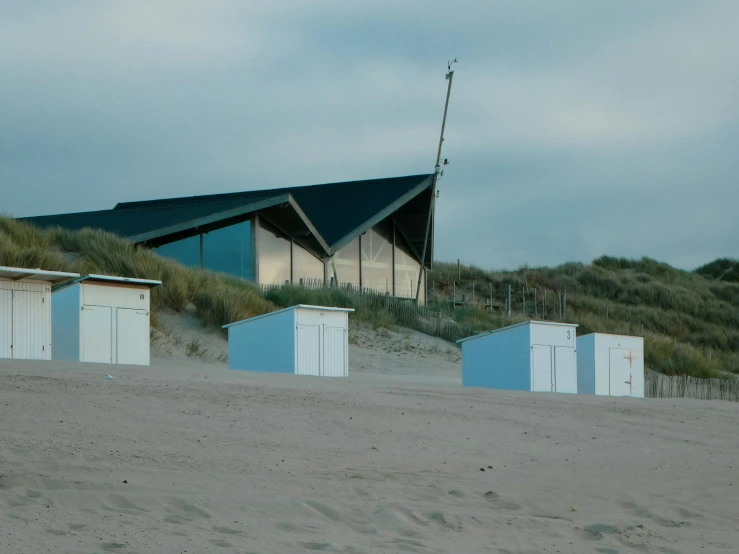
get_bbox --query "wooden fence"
[645,370,739,402]
[361,294,478,342]
[261,279,478,343]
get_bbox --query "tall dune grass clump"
[194,276,275,328]
[0,217,276,330]
[263,285,395,329]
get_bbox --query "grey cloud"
[1,1,737,270]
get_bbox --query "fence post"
[505,284,511,316]
[559,292,565,320]
[457,259,461,281]
[472,281,475,305]
[453,281,456,310]
[534,288,537,317]
[522,286,525,315]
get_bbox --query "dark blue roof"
[21,174,433,253]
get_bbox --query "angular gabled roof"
[20,174,434,263]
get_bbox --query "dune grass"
[428,257,739,378]
[0,217,276,330]
[2,216,738,378]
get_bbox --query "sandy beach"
[1,347,738,553]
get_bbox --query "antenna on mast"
[415,59,457,304]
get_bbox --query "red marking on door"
[623,351,637,367]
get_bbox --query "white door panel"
[81,306,113,363]
[11,291,46,360]
[609,348,633,396]
[0,289,12,359]
[297,324,320,376]
[322,326,346,377]
[532,345,553,392]
[554,347,577,393]
[116,308,149,365]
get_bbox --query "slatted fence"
[261,279,478,342]
[645,370,739,402]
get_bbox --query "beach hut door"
[10,291,46,360]
[81,306,113,363]
[296,324,321,376]
[116,308,149,365]
[0,289,12,359]
[322,326,346,377]
[532,344,553,392]
[609,348,632,396]
[554,347,577,394]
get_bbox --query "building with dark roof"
[21,174,435,302]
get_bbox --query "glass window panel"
[361,224,393,294]
[328,237,360,288]
[153,234,201,268]
[394,236,421,299]
[257,218,291,285]
[420,267,426,305]
[293,242,325,285]
[203,219,253,281]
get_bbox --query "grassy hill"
[2,216,738,379]
[427,258,739,378]
[695,258,739,284]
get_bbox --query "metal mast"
[415,59,456,303]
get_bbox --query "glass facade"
[149,212,426,303]
[328,237,360,288]
[257,217,291,285]
[293,241,325,284]
[203,219,253,280]
[361,223,393,294]
[153,234,201,268]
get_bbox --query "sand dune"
[1,356,738,553]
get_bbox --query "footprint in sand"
[427,511,464,531]
[212,525,242,535]
[585,523,622,536]
[299,541,336,551]
[483,491,522,511]
[672,506,703,519]
[68,523,86,531]
[102,493,149,514]
[101,542,127,551]
[617,501,690,528]
[165,497,212,519]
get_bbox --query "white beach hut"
[457,320,579,393]
[0,266,80,360]
[51,274,162,366]
[223,305,354,376]
[576,333,644,398]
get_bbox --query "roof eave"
[127,195,292,244]
[325,175,434,257]
[286,195,332,255]
[223,304,355,329]
[0,266,80,284]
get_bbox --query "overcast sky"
[2,1,737,270]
